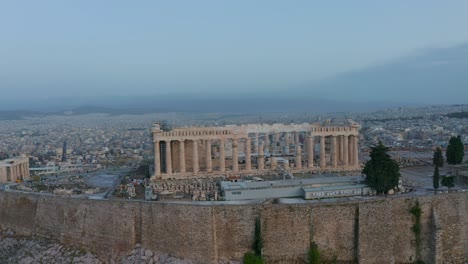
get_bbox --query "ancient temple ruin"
[152,120,360,179]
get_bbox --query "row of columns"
[6,161,30,181]
[292,134,359,168]
[154,134,359,176]
[155,138,248,176]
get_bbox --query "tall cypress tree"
[362,141,400,194]
[433,147,444,167]
[446,135,465,164]
[446,136,456,164]
[253,217,263,256]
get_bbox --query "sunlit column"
[232,138,239,173]
[165,140,172,174]
[179,140,185,173]
[307,135,314,168]
[331,136,338,167]
[339,135,344,162]
[264,134,270,152]
[206,139,212,172]
[296,145,302,169]
[254,133,259,154]
[245,137,252,171]
[343,135,349,167]
[348,136,354,165]
[192,139,199,174]
[354,135,359,166]
[320,135,326,168]
[219,139,225,172]
[258,143,265,170]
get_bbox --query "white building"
[221,176,371,201]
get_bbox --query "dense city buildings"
[0,105,465,178]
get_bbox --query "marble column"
[320,136,326,168]
[271,157,277,169]
[192,140,199,174]
[245,138,252,171]
[348,136,354,165]
[353,135,359,166]
[258,143,265,170]
[254,133,259,154]
[219,139,225,172]
[339,136,344,162]
[179,140,185,173]
[343,135,349,167]
[206,139,212,172]
[165,140,172,174]
[296,145,302,169]
[232,138,239,173]
[331,136,338,167]
[264,134,270,152]
[274,133,280,154]
[307,135,314,168]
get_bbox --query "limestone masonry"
[152,120,360,179]
[0,191,466,263]
[0,156,30,183]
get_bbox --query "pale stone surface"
[0,156,30,183]
[152,121,360,179]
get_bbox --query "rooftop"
[221,176,365,191]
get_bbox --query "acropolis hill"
[151,120,360,179]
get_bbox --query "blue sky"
[1,1,468,101]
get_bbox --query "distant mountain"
[1,44,466,115]
[308,44,468,104]
[0,96,407,119]
[0,110,43,120]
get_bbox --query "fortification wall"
[0,191,467,263]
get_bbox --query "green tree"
[243,217,264,264]
[253,217,263,256]
[433,147,444,167]
[446,136,464,165]
[309,242,321,264]
[243,252,264,264]
[362,141,400,194]
[433,166,440,193]
[441,176,455,190]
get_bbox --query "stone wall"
[0,191,467,263]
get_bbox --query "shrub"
[243,252,264,264]
[309,242,321,264]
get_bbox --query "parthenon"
[0,156,30,183]
[152,120,360,179]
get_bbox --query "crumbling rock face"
[0,232,240,264]
[0,232,101,264]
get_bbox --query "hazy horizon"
[1,1,468,109]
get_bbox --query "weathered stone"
[145,249,153,257]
